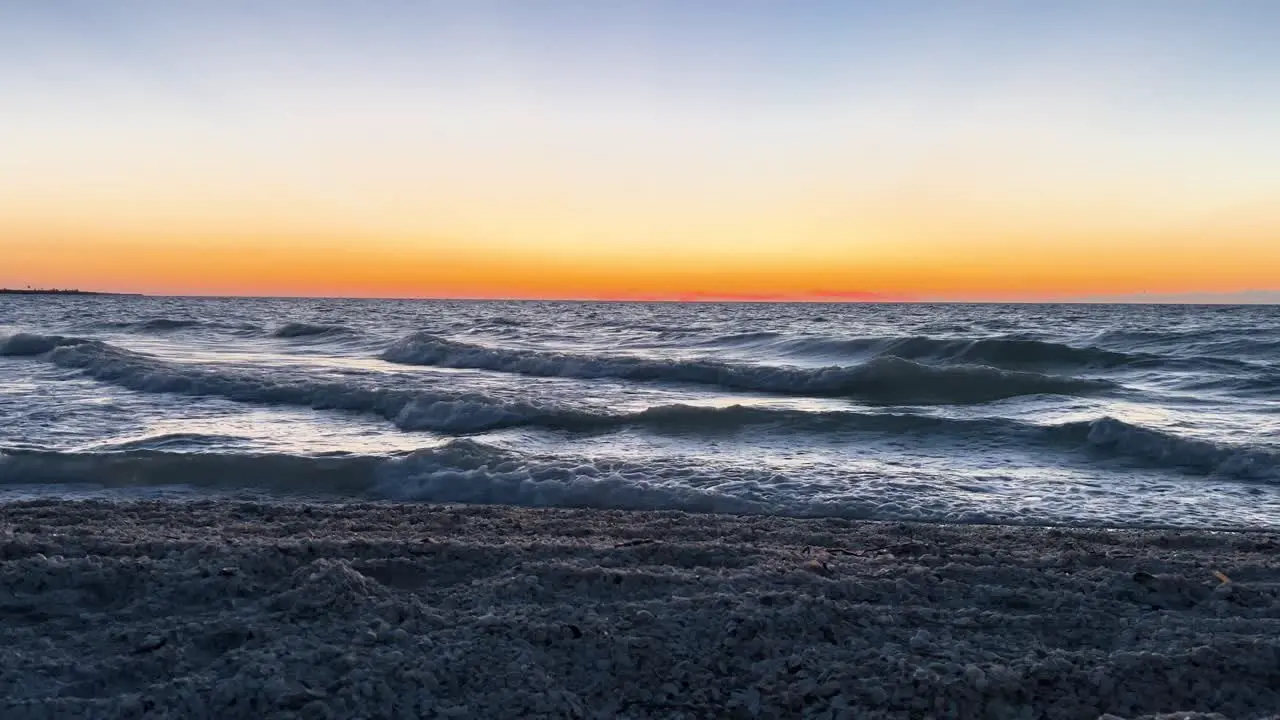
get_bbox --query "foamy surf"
[2,420,1276,527]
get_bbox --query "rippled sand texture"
[3,501,1279,719]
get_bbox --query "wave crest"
[0,333,91,357]
[381,333,1113,403]
[1059,417,1279,480]
[9,334,565,433]
[0,442,774,514]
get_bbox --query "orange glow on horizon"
[5,215,1279,301]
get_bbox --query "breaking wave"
[0,441,792,514]
[3,334,576,433]
[1057,416,1280,480]
[0,333,94,356]
[2,416,1274,521]
[381,333,1114,403]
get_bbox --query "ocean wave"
[3,423,1274,523]
[83,432,257,453]
[124,318,204,331]
[601,403,1032,436]
[5,334,572,433]
[1162,368,1280,397]
[89,318,256,333]
[639,408,1279,480]
[699,331,784,346]
[1092,328,1250,347]
[1,332,1108,436]
[382,333,1114,403]
[8,333,1274,480]
[1092,329,1280,358]
[480,316,524,327]
[272,322,357,338]
[375,440,773,512]
[707,332,1278,375]
[0,442,777,514]
[6,333,945,433]
[1054,417,1279,480]
[0,333,93,356]
[878,336,1136,368]
[700,333,1142,369]
[0,447,385,496]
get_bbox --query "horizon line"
[6,289,1279,305]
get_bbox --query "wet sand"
[3,500,1279,719]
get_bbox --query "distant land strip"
[0,288,142,296]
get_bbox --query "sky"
[2,1,1278,301]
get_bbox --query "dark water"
[2,296,1278,528]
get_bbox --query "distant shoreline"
[0,288,1276,304]
[0,289,143,296]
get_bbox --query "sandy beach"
[1,501,1277,719]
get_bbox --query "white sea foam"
[2,412,1276,531]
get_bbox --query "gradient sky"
[3,1,1278,300]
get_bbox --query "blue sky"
[3,1,1278,299]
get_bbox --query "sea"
[1,296,1277,529]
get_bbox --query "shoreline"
[3,500,1279,719]
[0,289,143,296]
